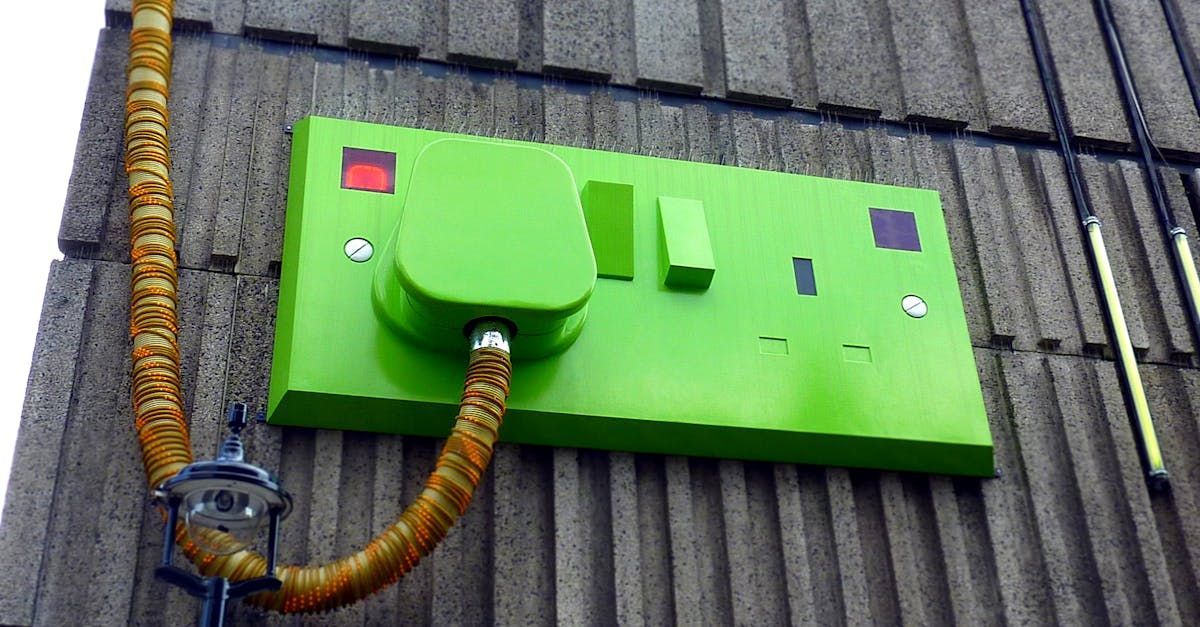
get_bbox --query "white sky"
[0,3,105,522]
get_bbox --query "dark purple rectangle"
[793,257,816,295]
[870,208,921,251]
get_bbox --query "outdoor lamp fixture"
[153,402,292,627]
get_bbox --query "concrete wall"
[3,0,1200,624]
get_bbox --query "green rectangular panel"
[582,180,635,280]
[269,116,994,476]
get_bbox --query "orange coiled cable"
[126,0,513,613]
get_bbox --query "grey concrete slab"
[31,263,133,625]
[210,45,264,270]
[59,29,125,259]
[348,0,422,55]
[236,52,290,277]
[243,0,318,43]
[961,0,1053,137]
[545,89,592,147]
[632,0,704,93]
[993,146,1077,350]
[1048,358,1179,625]
[1110,0,1200,157]
[1038,0,1132,148]
[542,0,613,80]
[1031,149,1110,354]
[719,0,792,105]
[1137,364,1200,624]
[950,141,1036,349]
[886,0,985,129]
[805,0,902,119]
[606,0,637,86]
[607,452,645,625]
[730,112,780,170]
[179,42,237,269]
[0,261,91,626]
[824,467,874,624]
[771,464,818,626]
[448,0,519,68]
[663,457,704,624]
[1113,161,1192,361]
[491,445,555,624]
[636,99,687,159]
[973,350,1056,625]
[166,35,214,259]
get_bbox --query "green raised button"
[581,180,635,280]
[658,196,715,289]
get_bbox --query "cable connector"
[469,319,512,354]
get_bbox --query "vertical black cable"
[1020,0,1170,490]
[1019,0,1093,223]
[1159,0,1200,127]
[1092,0,1178,231]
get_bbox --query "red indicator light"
[341,147,396,193]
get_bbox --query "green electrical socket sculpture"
[269,116,995,477]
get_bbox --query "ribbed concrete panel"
[719,0,792,105]
[805,0,902,118]
[631,0,704,93]
[1037,0,1131,148]
[0,262,92,626]
[542,0,613,80]
[447,0,519,68]
[886,0,985,129]
[347,0,422,55]
[1110,0,1200,156]
[93,0,1200,153]
[960,0,1052,137]
[58,29,125,259]
[6,257,1199,624]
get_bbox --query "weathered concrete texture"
[4,258,1200,625]
[886,0,985,129]
[1109,0,1200,156]
[719,0,792,105]
[542,0,613,80]
[805,0,903,118]
[243,0,346,46]
[92,0,1200,151]
[347,0,422,55]
[0,261,91,626]
[58,29,126,259]
[447,0,520,68]
[1038,0,1132,148]
[960,0,1052,137]
[632,0,704,93]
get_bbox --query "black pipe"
[1020,0,1169,490]
[1094,0,1200,355]
[1019,0,1094,222]
[1092,0,1178,230]
[1159,0,1200,128]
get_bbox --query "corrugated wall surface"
[3,0,1200,624]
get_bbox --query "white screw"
[902,294,927,318]
[344,238,373,262]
